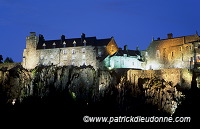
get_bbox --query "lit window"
[72,55,76,60]
[82,55,85,59]
[82,48,86,53]
[42,43,46,49]
[63,50,67,54]
[63,41,66,48]
[111,45,114,51]
[52,42,56,48]
[63,55,67,60]
[123,54,127,57]
[145,52,148,56]
[98,52,102,57]
[73,40,76,47]
[83,40,87,46]
[156,50,160,58]
[72,49,75,54]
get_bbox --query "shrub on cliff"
[0,55,3,63]
[4,57,14,63]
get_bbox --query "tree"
[4,57,14,63]
[0,55,3,63]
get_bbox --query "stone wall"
[36,46,100,69]
[127,68,192,89]
[145,34,200,70]
[22,32,110,70]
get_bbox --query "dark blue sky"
[1,0,200,63]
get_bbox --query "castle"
[144,33,200,70]
[22,32,200,71]
[22,32,119,70]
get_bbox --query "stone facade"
[104,46,144,69]
[22,32,119,70]
[127,68,192,89]
[144,33,200,70]
[22,32,200,73]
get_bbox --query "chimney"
[30,32,36,36]
[167,33,173,39]
[61,35,65,43]
[81,33,85,43]
[124,45,128,50]
[157,37,160,40]
[136,46,139,50]
[118,47,122,50]
[39,34,45,42]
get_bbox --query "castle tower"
[22,32,39,69]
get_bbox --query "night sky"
[1,0,200,63]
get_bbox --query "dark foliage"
[0,55,3,63]
[4,57,14,63]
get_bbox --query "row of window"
[155,45,194,59]
[42,60,87,66]
[62,48,86,54]
[40,54,86,60]
[42,40,87,49]
[156,50,177,59]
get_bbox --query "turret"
[26,32,38,49]
[23,32,39,69]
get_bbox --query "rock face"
[143,77,185,115]
[0,64,189,116]
[0,65,117,106]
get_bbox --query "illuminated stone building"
[22,32,118,69]
[104,45,144,69]
[23,32,200,71]
[144,33,200,70]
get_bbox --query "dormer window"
[73,40,76,47]
[83,39,87,46]
[63,41,66,48]
[53,42,56,48]
[42,43,46,49]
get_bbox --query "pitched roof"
[112,50,141,57]
[153,34,200,43]
[36,36,112,49]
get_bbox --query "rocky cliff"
[0,64,196,128]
